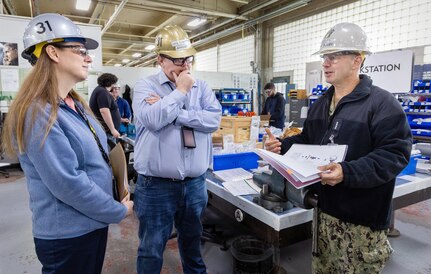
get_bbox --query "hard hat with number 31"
[21,13,98,65]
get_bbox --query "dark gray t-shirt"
[89,85,121,133]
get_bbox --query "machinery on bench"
[252,169,318,212]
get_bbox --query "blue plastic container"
[399,154,420,175]
[213,152,259,171]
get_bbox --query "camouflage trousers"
[312,211,393,274]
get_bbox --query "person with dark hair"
[261,82,285,129]
[265,23,412,273]
[89,73,121,139]
[123,84,134,119]
[1,13,133,274]
[2,43,18,66]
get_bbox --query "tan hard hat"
[313,22,371,55]
[155,25,196,58]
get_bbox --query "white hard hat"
[313,22,371,55]
[22,13,98,64]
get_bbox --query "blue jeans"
[134,174,208,274]
[34,227,108,274]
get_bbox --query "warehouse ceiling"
[1,0,354,67]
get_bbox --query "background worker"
[2,13,133,274]
[123,84,134,120]
[90,73,121,141]
[133,25,222,273]
[265,22,412,273]
[111,83,132,134]
[261,82,285,129]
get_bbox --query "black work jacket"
[281,75,412,230]
[261,93,285,129]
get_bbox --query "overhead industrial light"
[132,52,142,58]
[76,0,91,11]
[145,45,155,51]
[122,59,130,64]
[187,18,207,27]
[114,64,122,67]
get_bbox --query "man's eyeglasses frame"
[160,54,194,66]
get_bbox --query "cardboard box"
[213,116,252,143]
[259,114,270,128]
[289,89,307,99]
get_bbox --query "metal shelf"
[405,112,431,115]
[220,101,252,104]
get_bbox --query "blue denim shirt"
[18,101,127,240]
[133,70,222,179]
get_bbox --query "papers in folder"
[255,144,348,189]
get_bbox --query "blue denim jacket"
[18,101,127,240]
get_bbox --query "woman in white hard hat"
[1,13,133,274]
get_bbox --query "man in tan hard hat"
[132,25,221,273]
[265,22,412,273]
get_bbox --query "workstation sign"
[361,50,414,93]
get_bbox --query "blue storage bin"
[127,124,136,137]
[213,152,259,171]
[399,154,420,175]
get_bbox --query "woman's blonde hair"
[1,46,91,156]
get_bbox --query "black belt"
[142,175,195,182]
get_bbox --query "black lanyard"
[72,100,111,166]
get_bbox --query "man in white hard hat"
[132,25,221,274]
[265,22,412,273]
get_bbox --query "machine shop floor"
[1,171,431,274]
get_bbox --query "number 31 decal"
[36,21,53,34]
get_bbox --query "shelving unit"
[399,80,431,142]
[214,88,253,116]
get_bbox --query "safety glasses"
[320,51,360,64]
[161,54,194,66]
[53,44,90,57]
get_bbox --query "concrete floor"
[1,171,431,274]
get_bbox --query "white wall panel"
[273,0,431,88]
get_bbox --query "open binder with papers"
[255,144,348,189]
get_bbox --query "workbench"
[206,172,431,247]
[122,134,431,245]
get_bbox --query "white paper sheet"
[222,179,259,196]
[1,68,19,92]
[213,168,253,182]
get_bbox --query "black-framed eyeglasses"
[161,54,194,66]
[320,51,360,64]
[52,44,90,57]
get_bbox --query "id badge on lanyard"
[327,118,342,146]
[181,126,196,148]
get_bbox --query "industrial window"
[273,0,431,88]
[195,47,217,72]
[195,34,255,74]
